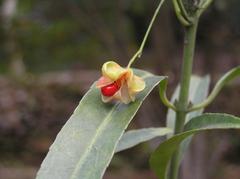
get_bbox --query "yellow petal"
[128,75,146,93]
[102,61,126,81]
[118,82,132,104]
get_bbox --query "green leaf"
[36,69,165,179]
[115,127,172,153]
[167,75,210,133]
[150,113,240,179]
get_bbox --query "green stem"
[168,20,199,179]
[176,0,192,23]
[159,78,177,111]
[127,0,165,68]
[198,0,214,15]
[188,66,240,112]
[172,0,191,26]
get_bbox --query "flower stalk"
[127,0,165,68]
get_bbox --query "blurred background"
[0,0,239,179]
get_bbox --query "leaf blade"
[150,113,240,179]
[36,69,165,179]
[116,127,172,153]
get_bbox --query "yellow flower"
[96,61,146,104]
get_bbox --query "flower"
[96,61,146,104]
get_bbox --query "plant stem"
[159,79,177,111]
[127,0,165,68]
[168,20,199,179]
[199,0,214,15]
[188,66,240,112]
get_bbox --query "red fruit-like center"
[101,82,120,97]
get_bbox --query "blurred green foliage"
[0,0,239,73]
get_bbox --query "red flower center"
[101,82,120,97]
